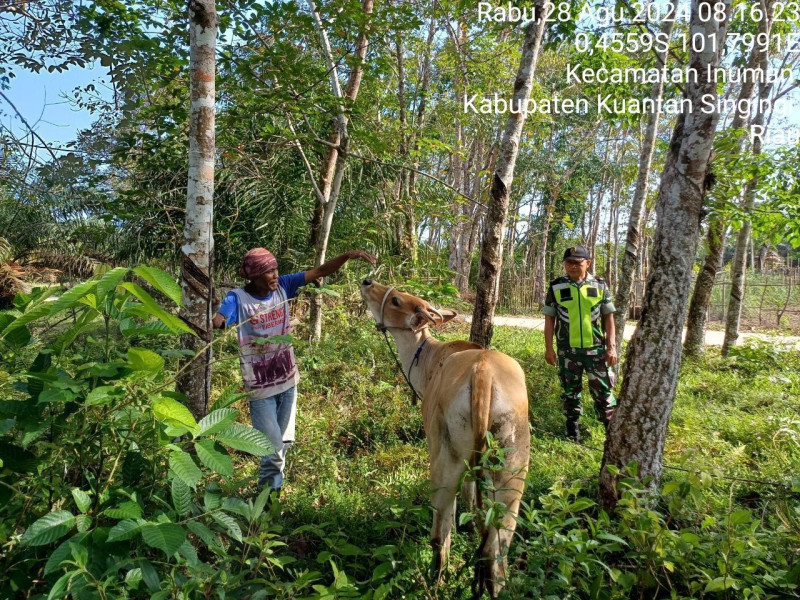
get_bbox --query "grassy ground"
[207,300,800,598]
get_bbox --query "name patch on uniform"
[587,287,598,298]
[560,288,573,301]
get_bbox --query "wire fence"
[498,268,800,332]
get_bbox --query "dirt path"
[463,315,800,350]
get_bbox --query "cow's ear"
[409,312,430,332]
[431,308,457,325]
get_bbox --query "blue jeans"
[248,386,297,491]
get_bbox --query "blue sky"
[3,63,109,153]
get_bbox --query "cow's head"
[360,279,456,333]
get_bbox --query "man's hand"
[605,345,618,366]
[545,347,557,366]
[345,250,376,265]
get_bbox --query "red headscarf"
[240,248,278,280]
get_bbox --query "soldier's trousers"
[557,350,616,427]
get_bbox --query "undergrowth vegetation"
[1,272,798,599]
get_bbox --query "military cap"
[563,245,590,260]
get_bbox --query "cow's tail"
[470,353,493,505]
[470,353,494,597]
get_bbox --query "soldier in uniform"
[543,246,618,441]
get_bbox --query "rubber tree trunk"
[684,7,770,356]
[470,8,546,347]
[308,0,373,342]
[178,0,217,421]
[683,218,726,355]
[613,8,676,353]
[722,6,773,355]
[598,0,731,510]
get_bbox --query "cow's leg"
[429,450,464,586]
[479,428,530,598]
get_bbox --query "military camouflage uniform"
[544,274,616,437]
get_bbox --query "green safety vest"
[553,280,604,348]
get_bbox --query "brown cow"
[360,280,530,598]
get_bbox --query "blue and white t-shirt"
[217,272,305,399]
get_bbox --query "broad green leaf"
[169,450,203,489]
[127,347,165,372]
[136,559,161,592]
[221,497,251,520]
[186,520,223,552]
[105,501,143,520]
[178,539,199,565]
[47,571,75,600]
[75,514,92,532]
[85,385,124,406]
[195,439,233,476]
[210,385,250,411]
[252,487,271,523]
[141,522,186,556]
[37,388,74,404]
[124,567,142,588]
[0,441,38,473]
[705,577,738,592]
[96,266,130,302]
[107,519,144,542]
[46,279,100,315]
[134,265,182,307]
[120,318,173,337]
[171,477,192,516]
[120,282,193,335]
[216,423,272,456]
[44,532,89,574]
[204,483,222,510]
[20,510,75,547]
[71,489,92,514]
[197,408,238,437]
[212,510,242,542]
[152,395,199,434]
[0,318,31,348]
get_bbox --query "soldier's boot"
[566,420,580,442]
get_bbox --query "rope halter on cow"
[374,285,438,406]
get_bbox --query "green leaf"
[104,501,143,520]
[107,519,144,542]
[44,532,89,574]
[169,450,203,489]
[20,510,75,547]
[252,487,271,523]
[120,282,193,335]
[135,559,161,592]
[141,522,186,556]
[71,489,92,514]
[127,347,165,372]
[124,567,142,589]
[210,385,249,411]
[197,408,238,437]
[152,395,199,434]
[186,520,222,551]
[0,441,39,473]
[252,334,294,346]
[134,265,182,306]
[195,439,233,476]
[96,266,130,303]
[85,385,124,406]
[216,423,272,456]
[46,279,100,315]
[47,571,75,600]
[75,514,92,532]
[212,510,242,542]
[171,477,192,516]
[705,577,738,592]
